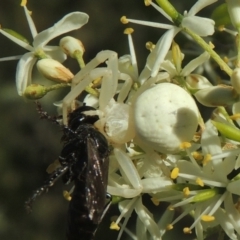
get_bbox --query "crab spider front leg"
[62,50,118,125]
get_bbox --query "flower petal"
[33,12,89,48]
[16,52,36,95]
[44,46,66,62]
[147,27,180,77]
[182,52,210,77]
[182,16,215,36]
[188,0,218,16]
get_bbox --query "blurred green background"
[0,0,225,239]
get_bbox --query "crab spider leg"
[62,68,109,124]
[117,73,133,103]
[63,50,118,125]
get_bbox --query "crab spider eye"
[134,83,199,154]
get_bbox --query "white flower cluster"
[3,0,240,240]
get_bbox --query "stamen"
[230,113,240,120]
[63,190,72,201]
[20,0,27,6]
[120,16,129,24]
[144,0,152,6]
[202,153,211,166]
[183,187,190,197]
[171,167,179,179]
[183,227,192,234]
[179,142,191,150]
[201,215,215,222]
[196,177,204,187]
[151,197,160,206]
[145,41,155,51]
[166,224,173,230]
[124,28,134,34]
[192,151,203,161]
[110,222,120,231]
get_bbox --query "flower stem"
[182,27,233,77]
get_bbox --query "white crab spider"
[62,50,118,124]
[62,50,135,145]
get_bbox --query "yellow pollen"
[120,16,129,24]
[171,167,179,179]
[183,187,190,197]
[201,215,215,222]
[202,154,211,166]
[196,177,204,187]
[183,227,192,234]
[166,224,173,230]
[145,41,155,51]
[110,222,120,231]
[124,28,134,35]
[180,142,191,150]
[63,190,72,201]
[144,0,152,6]
[192,151,203,161]
[230,113,240,120]
[21,0,27,6]
[151,197,160,206]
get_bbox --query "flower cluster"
[3,0,240,240]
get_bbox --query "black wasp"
[25,103,110,240]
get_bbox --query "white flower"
[166,120,240,239]
[0,3,89,95]
[124,0,216,77]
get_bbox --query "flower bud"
[226,0,240,29]
[37,59,73,83]
[231,68,240,93]
[194,85,239,107]
[59,36,85,58]
[23,84,48,99]
[134,83,199,154]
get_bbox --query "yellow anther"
[180,142,191,150]
[223,56,229,63]
[218,25,225,31]
[145,41,155,51]
[183,227,192,234]
[196,177,204,187]
[124,28,134,35]
[120,16,129,24]
[171,167,179,179]
[168,205,174,211]
[110,222,120,231]
[144,0,152,6]
[192,151,203,161]
[63,190,72,201]
[230,113,240,120]
[202,153,211,166]
[166,224,173,230]
[21,0,27,6]
[209,41,215,49]
[151,197,160,206]
[201,215,215,222]
[183,187,190,197]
